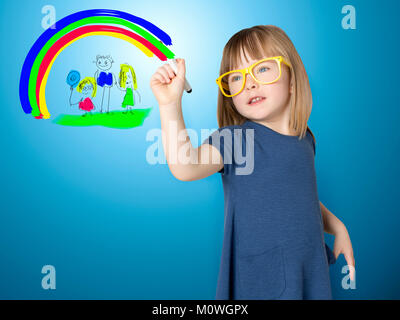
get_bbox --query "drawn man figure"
[93,55,117,113]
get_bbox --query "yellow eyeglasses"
[216,56,292,97]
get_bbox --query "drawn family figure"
[117,63,141,113]
[66,58,142,116]
[93,55,117,113]
[69,77,97,116]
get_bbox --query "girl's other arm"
[150,59,223,181]
[320,201,344,235]
[320,201,355,280]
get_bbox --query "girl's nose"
[245,73,258,90]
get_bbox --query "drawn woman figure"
[69,77,97,116]
[93,55,117,113]
[117,63,141,113]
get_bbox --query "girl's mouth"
[248,97,266,106]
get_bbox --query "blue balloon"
[66,70,81,88]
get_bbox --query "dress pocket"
[238,246,286,299]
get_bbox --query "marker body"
[169,59,192,93]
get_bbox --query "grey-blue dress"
[202,120,336,300]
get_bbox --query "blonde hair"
[217,25,315,141]
[119,64,137,90]
[77,77,97,97]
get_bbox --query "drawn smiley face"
[96,57,113,71]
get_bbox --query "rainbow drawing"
[19,9,176,119]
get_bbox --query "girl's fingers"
[153,73,166,84]
[344,251,355,267]
[158,67,172,83]
[343,252,356,281]
[164,64,176,78]
[152,64,178,85]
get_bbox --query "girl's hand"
[150,58,186,107]
[333,224,356,281]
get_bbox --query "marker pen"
[168,58,192,93]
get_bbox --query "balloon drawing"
[66,70,81,88]
[19,9,176,119]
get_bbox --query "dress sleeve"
[201,127,234,175]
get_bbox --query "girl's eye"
[258,67,269,73]
[231,75,242,82]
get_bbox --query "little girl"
[70,77,97,116]
[150,25,355,300]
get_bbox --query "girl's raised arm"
[150,59,223,181]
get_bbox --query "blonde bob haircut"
[217,25,315,141]
[77,77,97,98]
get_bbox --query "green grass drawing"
[53,108,152,129]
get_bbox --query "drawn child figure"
[93,55,117,113]
[150,26,355,300]
[117,63,141,113]
[69,77,97,116]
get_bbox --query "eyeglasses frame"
[216,55,292,98]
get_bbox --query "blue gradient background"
[1,0,399,299]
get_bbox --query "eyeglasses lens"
[220,59,280,96]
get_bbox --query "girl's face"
[82,83,93,96]
[231,49,293,123]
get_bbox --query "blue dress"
[202,120,336,300]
